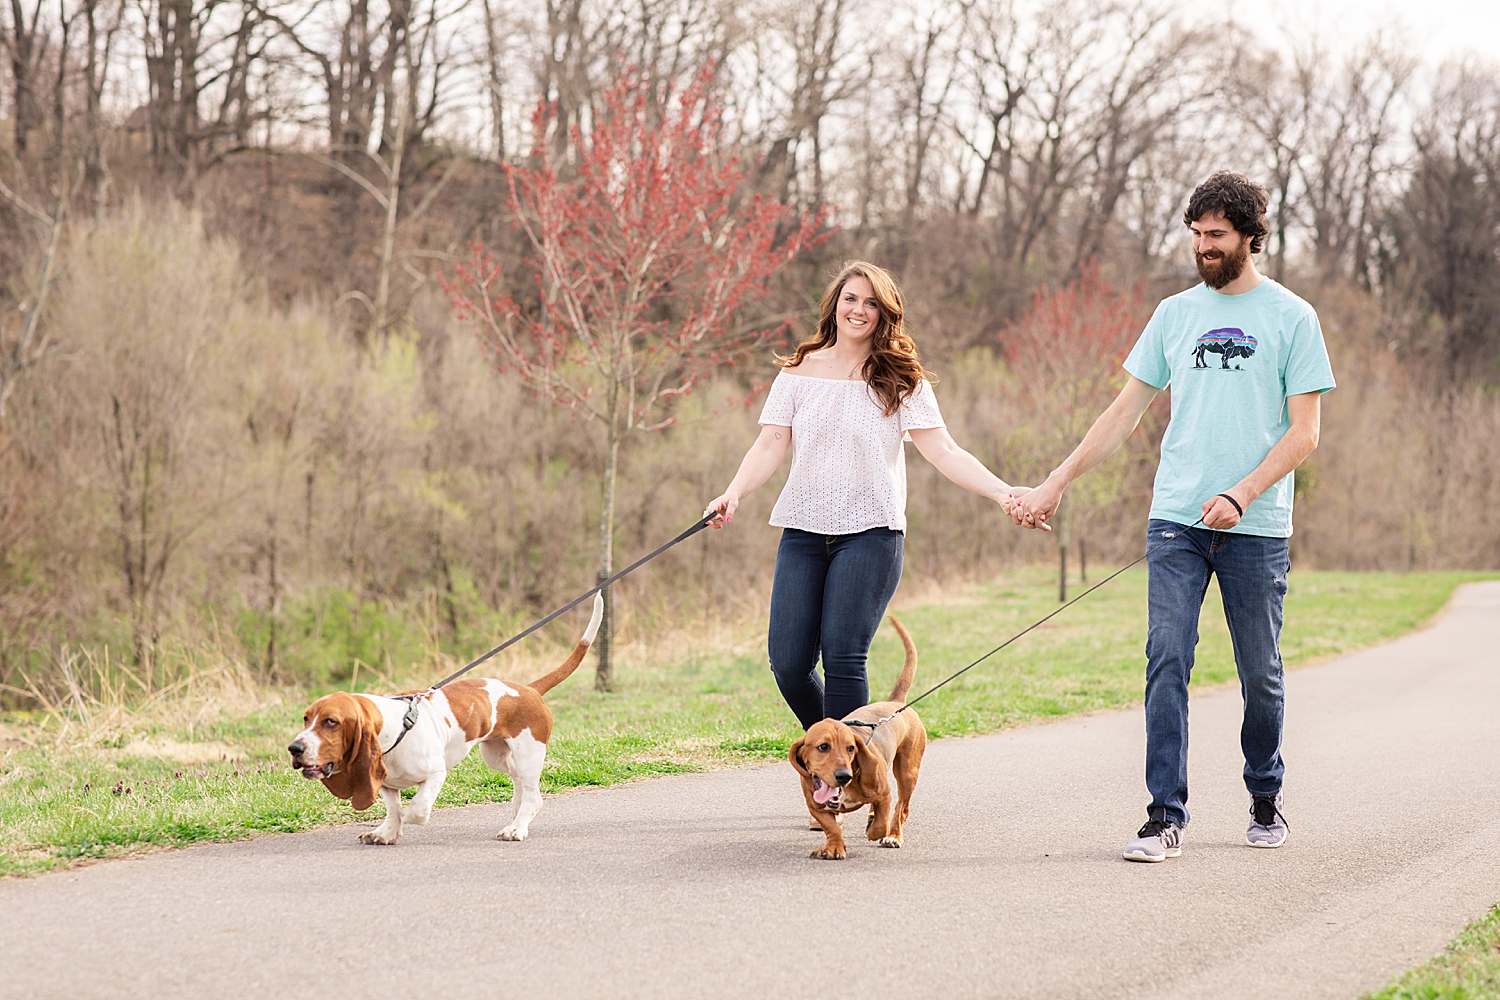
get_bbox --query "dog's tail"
[886,615,918,702]
[526,593,605,696]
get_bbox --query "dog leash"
[426,513,718,690]
[850,516,1211,737]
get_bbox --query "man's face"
[1189,211,1251,289]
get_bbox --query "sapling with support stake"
[444,64,826,690]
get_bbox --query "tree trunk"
[372,107,406,338]
[594,428,620,690]
[5,0,45,155]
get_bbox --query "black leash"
[428,513,717,690]
[375,513,715,754]
[862,516,1210,732]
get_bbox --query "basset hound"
[789,616,928,860]
[287,594,603,845]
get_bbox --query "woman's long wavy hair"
[776,260,932,416]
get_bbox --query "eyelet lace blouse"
[758,371,945,535]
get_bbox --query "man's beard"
[1196,238,1251,289]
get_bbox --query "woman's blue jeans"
[768,527,905,729]
[1144,519,1290,827]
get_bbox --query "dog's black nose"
[834,768,853,786]
[287,741,305,757]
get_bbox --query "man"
[1012,171,1335,862]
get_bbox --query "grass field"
[1364,904,1500,1000]
[1,567,1493,877]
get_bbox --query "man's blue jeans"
[768,526,905,729]
[1144,519,1290,827]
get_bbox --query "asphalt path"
[4,582,1500,1000]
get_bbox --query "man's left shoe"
[1246,791,1289,848]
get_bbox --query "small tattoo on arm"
[775,431,783,440]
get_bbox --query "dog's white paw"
[401,808,431,826]
[878,835,901,848]
[359,829,401,845]
[496,826,529,842]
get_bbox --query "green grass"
[1364,904,1500,999]
[1,568,1492,877]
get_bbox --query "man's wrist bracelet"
[1216,493,1244,517]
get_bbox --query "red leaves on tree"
[1000,259,1153,422]
[443,64,828,434]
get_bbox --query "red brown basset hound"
[287,594,602,844]
[789,616,928,860]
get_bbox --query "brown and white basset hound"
[788,616,928,860]
[287,594,603,845]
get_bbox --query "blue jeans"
[1144,519,1290,827]
[768,527,905,729]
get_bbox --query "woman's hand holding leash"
[704,493,739,529]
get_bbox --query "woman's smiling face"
[835,275,881,346]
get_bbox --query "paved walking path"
[5,582,1500,1000]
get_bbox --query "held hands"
[999,487,1026,517]
[1008,477,1061,531]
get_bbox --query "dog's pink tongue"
[812,778,834,804]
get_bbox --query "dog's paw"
[878,835,902,848]
[358,829,401,845]
[809,844,847,860]
[496,826,529,842]
[400,809,431,826]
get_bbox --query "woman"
[705,261,1025,729]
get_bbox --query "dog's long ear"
[788,736,810,777]
[851,733,889,802]
[322,700,386,811]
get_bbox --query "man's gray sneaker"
[1246,791,1289,848]
[1123,808,1182,862]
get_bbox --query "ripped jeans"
[1143,519,1290,827]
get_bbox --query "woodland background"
[2,0,1498,700]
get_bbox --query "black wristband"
[1216,493,1244,517]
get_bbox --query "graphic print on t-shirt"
[1191,327,1258,370]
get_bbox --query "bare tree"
[310,8,464,342]
[1387,61,1500,384]
[956,0,1108,267]
[74,0,125,211]
[1297,34,1414,285]
[1228,45,1309,280]
[1068,4,1208,269]
[2,0,50,154]
[746,0,870,205]
[896,2,962,229]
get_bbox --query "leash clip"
[381,692,426,755]
[843,718,882,746]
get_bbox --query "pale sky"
[1227,0,1500,66]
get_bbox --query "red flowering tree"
[445,65,826,688]
[1001,260,1154,596]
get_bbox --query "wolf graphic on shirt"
[1192,328,1257,370]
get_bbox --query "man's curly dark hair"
[1183,171,1271,254]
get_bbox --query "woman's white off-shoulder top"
[758,371,945,535]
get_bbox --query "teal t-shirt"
[1123,278,1335,538]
